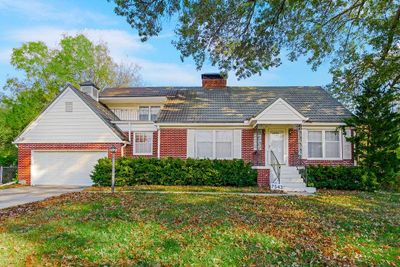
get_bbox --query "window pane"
[216,130,232,141]
[325,131,339,141]
[326,142,340,158]
[216,142,232,159]
[150,106,160,121]
[196,131,213,141]
[308,142,322,158]
[253,130,262,151]
[308,131,322,142]
[139,107,149,121]
[134,132,153,154]
[197,142,213,158]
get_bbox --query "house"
[14,74,353,191]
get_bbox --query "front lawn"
[0,190,398,266]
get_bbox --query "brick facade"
[255,168,270,187]
[125,131,158,158]
[159,128,187,159]
[242,129,265,166]
[18,143,123,185]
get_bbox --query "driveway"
[0,186,85,209]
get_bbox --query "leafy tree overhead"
[343,76,400,191]
[0,34,142,165]
[112,0,400,105]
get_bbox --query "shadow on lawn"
[0,191,399,266]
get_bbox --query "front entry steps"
[276,166,316,193]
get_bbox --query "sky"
[0,0,332,87]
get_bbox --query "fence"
[0,166,17,184]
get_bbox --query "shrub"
[305,165,375,191]
[91,157,257,187]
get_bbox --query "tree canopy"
[112,0,400,105]
[0,34,142,165]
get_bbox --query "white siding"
[301,129,308,159]
[255,99,306,123]
[17,88,122,143]
[187,129,195,158]
[233,129,242,159]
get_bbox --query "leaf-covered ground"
[85,185,271,193]
[0,190,398,266]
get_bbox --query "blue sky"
[0,0,332,87]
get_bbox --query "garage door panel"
[31,151,108,186]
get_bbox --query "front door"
[269,130,285,164]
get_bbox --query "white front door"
[269,130,285,164]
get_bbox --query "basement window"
[65,102,73,112]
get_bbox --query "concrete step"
[283,186,316,193]
[281,181,307,188]
[280,178,305,183]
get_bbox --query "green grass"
[0,190,399,266]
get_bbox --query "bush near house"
[306,165,373,191]
[91,157,257,187]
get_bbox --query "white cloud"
[6,26,151,61]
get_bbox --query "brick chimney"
[201,73,227,89]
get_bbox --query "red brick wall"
[256,168,270,187]
[160,128,187,159]
[125,131,158,158]
[18,143,123,185]
[242,129,265,166]
[288,128,354,166]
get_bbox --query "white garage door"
[31,151,108,186]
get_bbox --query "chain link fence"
[0,166,17,184]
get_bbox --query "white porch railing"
[111,109,139,120]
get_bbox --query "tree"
[0,34,142,164]
[344,77,400,191]
[111,0,400,105]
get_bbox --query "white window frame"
[133,132,153,155]
[194,130,234,159]
[65,102,73,112]
[307,129,342,160]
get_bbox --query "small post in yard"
[110,145,117,193]
[0,166,3,184]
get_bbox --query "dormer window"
[139,106,161,121]
[65,102,73,112]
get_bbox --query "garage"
[31,151,108,186]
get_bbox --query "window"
[139,106,161,121]
[139,106,149,121]
[308,130,341,159]
[253,129,263,151]
[134,132,153,155]
[308,131,323,158]
[151,106,161,121]
[325,131,340,158]
[195,130,233,159]
[65,102,73,112]
[196,131,213,158]
[216,130,233,159]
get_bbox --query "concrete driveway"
[0,186,85,209]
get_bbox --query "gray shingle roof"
[101,87,179,97]
[69,86,128,141]
[156,86,352,123]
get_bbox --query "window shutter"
[302,129,308,159]
[233,129,242,159]
[342,129,352,159]
[187,129,195,158]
